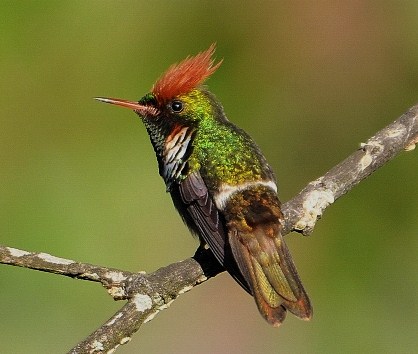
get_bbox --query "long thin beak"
[94,97,158,116]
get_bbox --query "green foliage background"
[1,1,417,353]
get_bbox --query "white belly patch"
[213,180,278,210]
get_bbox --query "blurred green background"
[1,1,417,353]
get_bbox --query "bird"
[95,44,312,326]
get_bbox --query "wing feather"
[174,171,251,292]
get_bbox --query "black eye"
[170,100,183,113]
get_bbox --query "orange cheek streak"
[166,124,183,144]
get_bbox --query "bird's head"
[96,44,223,131]
[96,44,224,185]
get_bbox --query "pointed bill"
[94,97,158,116]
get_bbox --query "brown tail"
[228,227,312,326]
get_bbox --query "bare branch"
[69,256,210,353]
[0,246,132,290]
[281,104,418,235]
[0,104,417,353]
[0,245,220,353]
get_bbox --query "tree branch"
[281,104,418,235]
[1,104,417,353]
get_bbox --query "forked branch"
[1,104,417,353]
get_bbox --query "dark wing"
[171,171,250,292]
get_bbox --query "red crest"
[152,44,222,103]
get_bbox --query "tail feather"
[228,228,312,326]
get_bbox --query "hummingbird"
[95,44,312,326]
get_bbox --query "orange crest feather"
[152,44,222,103]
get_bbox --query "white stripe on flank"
[214,180,278,210]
